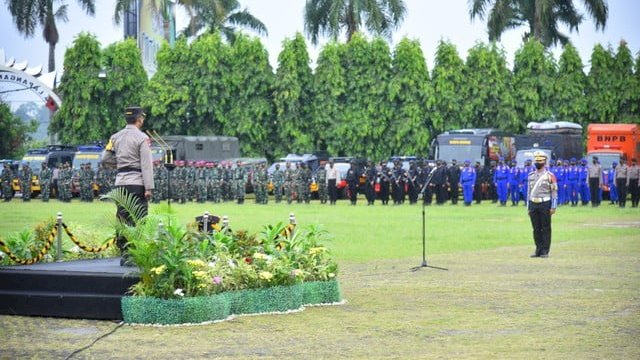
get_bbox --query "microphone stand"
[411,166,448,272]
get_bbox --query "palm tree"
[180,0,267,42]
[469,0,608,47]
[6,0,96,72]
[304,0,407,45]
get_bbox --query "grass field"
[0,199,638,359]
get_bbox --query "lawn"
[0,199,638,359]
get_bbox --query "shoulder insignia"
[145,138,151,147]
[548,172,557,183]
[105,139,114,151]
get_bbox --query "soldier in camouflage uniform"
[158,162,168,201]
[195,161,208,203]
[173,160,186,203]
[59,162,72,202]
[39,163,52,202]
[300,163,312,203]
[254,163,268,204]
[207,162,220,203]
[233,160,247,204]
[1,162,14,201]
[81,163,95,202]
[222,162,233,201]
[272,163,284,203]
[188,161,197,202]
[20,163,33,202]
[96,163,109,196]
[284,162,296,204]
[316,165,327,204]
[152,161,162,203]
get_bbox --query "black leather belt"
[117,167,141,173]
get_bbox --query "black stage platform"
[0,258,139,320]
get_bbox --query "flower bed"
[106,190,342,325]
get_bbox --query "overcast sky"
[1,0,638,76]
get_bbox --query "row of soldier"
[150,160,316,205]
[1,162,115,203]
[2,157,639,207]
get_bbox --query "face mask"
[534,163,544,170]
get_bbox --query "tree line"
[49,32,639,161]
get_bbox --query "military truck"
[156,136,241,163]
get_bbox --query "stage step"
[0,258,139,320]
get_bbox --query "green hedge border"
[121,279,342,325]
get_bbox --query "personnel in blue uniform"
[520,159,534,206]
[508,160,521,206]
[566,158,580,206]
[494,157,509,206]
[460,160,476,206]
[578,158,590,205]
[608,162,618,204]
[554,159,566,205]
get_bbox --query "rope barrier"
[0,223,115,265]
[0,227,56,265]
[61,223,116,253]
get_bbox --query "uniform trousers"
[529,200,552,256]
[615,179,627,207]
[589,178,600,205]
[630,179,639,207]
[115,185,148,256]
[327,179,337,204]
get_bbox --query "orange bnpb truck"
[586,124,640,168]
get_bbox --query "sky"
[1,0,638,83]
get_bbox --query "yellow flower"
[259,271,273,281]
[253,252,268,260]
[187,259,207,268]
[150,265,166,275]
[309,247,327,256]
[192,270,208,280]
[328,272,335,278]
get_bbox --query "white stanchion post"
[203,211,209,233]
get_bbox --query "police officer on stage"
[527,151,558,258]
[101,106,154,266]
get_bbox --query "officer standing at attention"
[20,162,33,202]
[588,156,602,207]
[628,158,640,207]
[40,163,52,202]
[527,151,558,258]
[615,160,628,207]
[1,163,13,201]
[101,106,154,266]
[460,160,476,206]
[494,157,509,206]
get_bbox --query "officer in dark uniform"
[346,161,359,205]
[447,159,461,204]
[102,106,154,266]
[432,160,447,205]
[378,161,391,205]
[473,161,484,204]
[364,161,377,205]
[527,151,558,258]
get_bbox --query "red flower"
[244,257,252,264]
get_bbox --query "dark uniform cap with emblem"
[125,106,145,121]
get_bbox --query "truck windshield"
[21,155,46,175]
[587,154,618,169]
[438,145,483,164]
[73,153,102,171]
